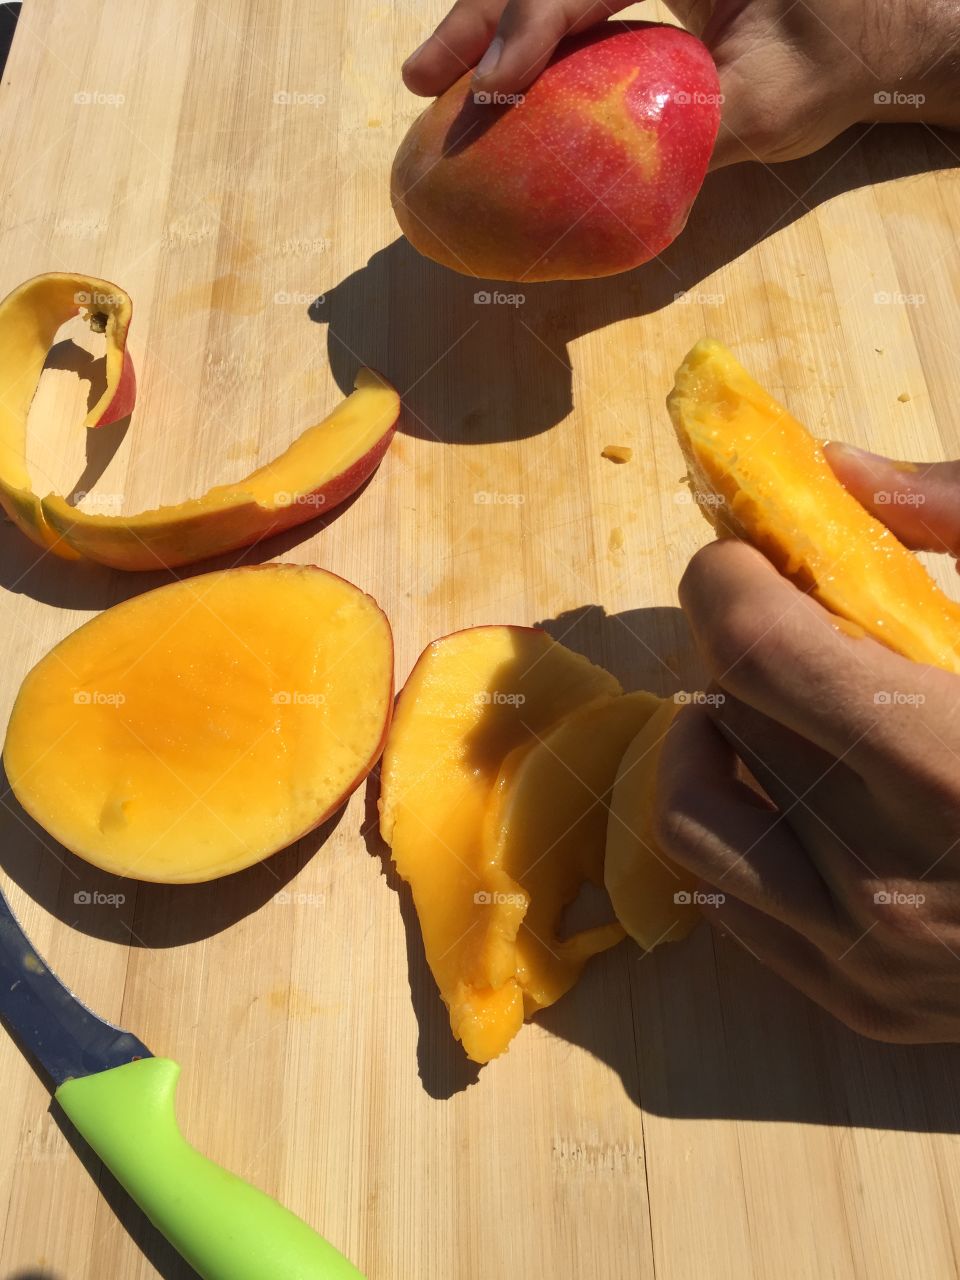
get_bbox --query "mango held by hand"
[668,340,960,673]
[391,22,721,281]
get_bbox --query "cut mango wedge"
[379,626,621,1063]
[0,272,399,570]
[668,339,960,672]
[482,691,661,1015]
[604,699,699,950]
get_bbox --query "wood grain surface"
[2,2,960,1277]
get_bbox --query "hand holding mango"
[660,531,960,1045]
[402,0,960,170]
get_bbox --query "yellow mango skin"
[4,566,393,883]
[379,626,621,1064]
[668,339,960,673]
[484,691,663,1015]
[42,368,399,570]
[604,699,699,949]
[0,272,134,555]
[0,272,398,570]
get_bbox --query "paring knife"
[0,885,365,1279]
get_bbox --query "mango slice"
[3,565,393,882]
[378,626,621,1063]
[668,339,960,673]
[0,272,399,570]
[604,699,699,950]
[482,692,662,1016]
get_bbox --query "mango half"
[3,565,394,882]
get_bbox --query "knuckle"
[856,881,931,944]
[698,597,779,688]
[719,67,826,165]
[834,990,919,1043]
[652,776,705,866]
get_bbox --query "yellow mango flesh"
[4,565,393,882]
[483,692,662,1014]
[604,699,699,949]
[379,626,621,1063]
[668,339,960,673]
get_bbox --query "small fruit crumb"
[897,392,911,403]
[602,445,632,464]
[609,527,624,552]
[367,118,382,128]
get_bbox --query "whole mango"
[391,22,722,282]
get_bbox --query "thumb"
[824,441,960,559]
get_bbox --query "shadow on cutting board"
[5,1273,68,1280]
[370,601,960,1133]
[310,123,959,446]
[0,466,379,611]
[5,1272,69,1280]
[0,760,348,947]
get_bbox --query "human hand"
[654,526,960,1043]
[401,0,960,168]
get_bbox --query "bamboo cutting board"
[2,2,960,1277]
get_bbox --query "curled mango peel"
[0,272,399,570]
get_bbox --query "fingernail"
[826,441,890,465]
[403,38,429,70]
[474,36,504,80]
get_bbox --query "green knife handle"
[56,1057,365,1280]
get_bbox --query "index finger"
[402,0,502,97]
[678,539,954,777]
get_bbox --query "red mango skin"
[392,22,721,282]
[41,424,397,571]
[95,348,137,426]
